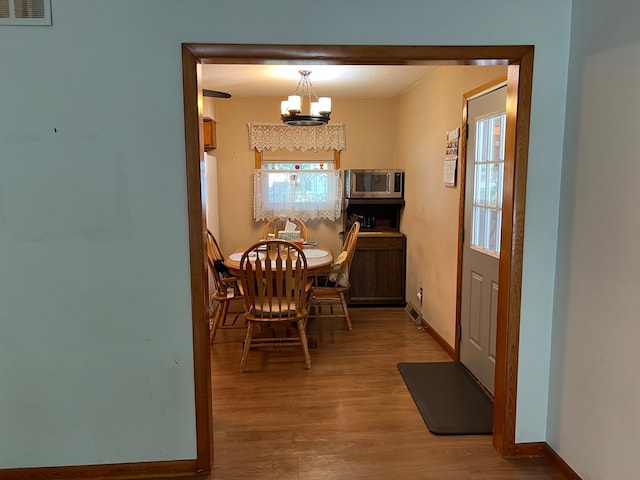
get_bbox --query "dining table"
[223,245,334,276]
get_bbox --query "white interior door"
[459,85,507,394]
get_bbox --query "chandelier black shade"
[280,70,332,126]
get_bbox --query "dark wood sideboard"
[343,198,406,306]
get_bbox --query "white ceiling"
[201,64,440,98]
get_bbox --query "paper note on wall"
[443,127,460,187]
[442,159,457,187]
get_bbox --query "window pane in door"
[474,164,487,205]
[471,112,506,255]
[472,206,485,248]
[487,208,501,252]
[487,162,503,208]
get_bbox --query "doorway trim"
[181,43,534,469]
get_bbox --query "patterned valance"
[248,122,346,152]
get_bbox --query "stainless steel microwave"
[344,169,404,199]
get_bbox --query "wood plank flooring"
[208,307,563,480]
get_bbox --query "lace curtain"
[249,122,346,152]
[254,169,343,221]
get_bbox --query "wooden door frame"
[181,44,534,469]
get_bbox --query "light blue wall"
[0,0,571,468]
[548,0,640,478]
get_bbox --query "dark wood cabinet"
[348,233,406,306]
[344,198,406,306]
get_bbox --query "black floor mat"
[397,362,493,435]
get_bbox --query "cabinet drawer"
[355,235,404,250]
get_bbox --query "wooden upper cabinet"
[203,117,216,151]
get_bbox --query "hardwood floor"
[208,307,562,480]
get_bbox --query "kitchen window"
[253,161,342,221]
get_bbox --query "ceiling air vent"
[0,0,51,25]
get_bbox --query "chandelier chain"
[293,70,319,104]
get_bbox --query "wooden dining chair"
[262,217,309,241]
[308,221,360,331]
[206,230,245,343]
[238,239,312,372]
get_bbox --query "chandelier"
[280,70,332,126]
